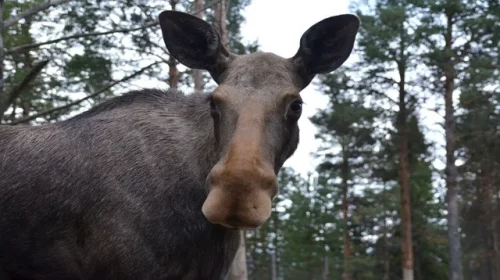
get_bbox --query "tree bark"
[214,0,229,47]
[383,185,390,280]
[193,0,205,92]
[341,153,351,280]
[0,60,49,119]
[271,250,277,280]
[21,99,30,118]
[398,90,413,280]
[397,23,413,280]
[443,11,464,280]
[322,256,329,280]
[4,0,71,28]
[493,209,500,280]
[383,228,390,280]
[9,101,16,122]
[167,0,179,89]
[270,210,279,280]
[227,230,248,280]
[479,163,499,280]
[0,0,4,119]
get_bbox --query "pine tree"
[415,1,499,278]
[310,71,378,279]
[455,2,500,275]
[354,1,425,278]
[371,111,449,280]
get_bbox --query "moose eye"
[290,100,303,113]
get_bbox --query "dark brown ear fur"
[291,14,360,88]
[159,10,232,83]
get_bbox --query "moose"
[0,10,360,280]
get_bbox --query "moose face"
[159,11,360,229]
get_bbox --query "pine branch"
[0,59,49,118]
[4,0,71,28]
[6,23,158,54]
[9,61,159,125]
[6,0,223,55]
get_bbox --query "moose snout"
[202,160,278,229]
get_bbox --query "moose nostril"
[203,160,276,229]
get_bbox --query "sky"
[239,0,352,175]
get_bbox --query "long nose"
[202,156,278,228]
[202,106,278,229]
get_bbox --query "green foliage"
[1,0,259,123]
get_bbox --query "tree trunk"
[227,230,248,280]
[270,250,277,280]
[322,256,329,280]
[443,11,464,280]
[0,0,5,122]
[494,193,500,280]
[479,164,499,280]
[383,184,390,280]
[398,98,413,280]
[397,24,413,280]
[214,0,229,47]
[493,210,500,280]
[341,154,351,280]
[271,207,280,280]
[167,0,179,89]
[383,231,390,280]
[9,101,16,122]
[21,99,30,118]
[192,0,204,92]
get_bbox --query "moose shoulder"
[0,10,360,280]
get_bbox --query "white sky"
[240,0,352,175]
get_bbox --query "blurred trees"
[1,0,257,124]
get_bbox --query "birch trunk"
[227,230,248,280]
[397,22,413,280]
[0,0,5,122]
[193,0,204,92]
[443,11,464,280]
[167,0,179,89]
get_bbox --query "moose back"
[0,10,360,280]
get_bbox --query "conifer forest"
[1,0,499,279]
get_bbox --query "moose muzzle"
[202,155,278,229]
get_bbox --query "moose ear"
[291,14,360,88]
[159,10,232,83]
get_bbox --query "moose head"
[159,11,360,229]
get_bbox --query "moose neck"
[168,92,222,183]
[63,89,222,187]
[150,93,220,185]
